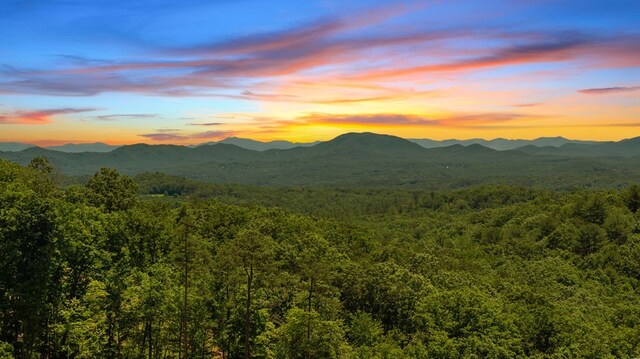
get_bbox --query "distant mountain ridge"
[199,137,321,151]
[515,136,640,157]
[214,136,600,152]
[2,132,640,189]
[408,136,598,150]
[0,142,34,152]
[46,142,120,153]
[0,136,603,153]
[0,142,119,152]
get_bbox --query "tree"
[346,312,383,348]
[603,208,632,244]
[624,185,640,213]
[217,226,275,359]
[0,176,61,357]
[27,157,56,195]
[27,156,53,175]
[177,206,193,358]
[297,234,335,314]
[413,289,522,358]
[85,168,138,212]
[288,233,342,359]
[276,308,348,359]
[574,223,606,256]
[575,195,607,225]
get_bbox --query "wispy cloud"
[2,2,639,143]
[349,34,628,80]
[3,8,636,102]
[514,103,542,107]
[95,113,158,120]
[188,122,223,126]
[578,86,640,95]
[294,112,531,128]
[297,113,440,126]
[311,95,400,105]
[0,107,96,125]
[138,130,232,142]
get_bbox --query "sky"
[0,0,639,145]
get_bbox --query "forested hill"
[3,158,640,357]
[1,132,640,188]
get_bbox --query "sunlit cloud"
[138,130,233,142]
[0,107,96,125]
[3,13,637,101]
[297,113,440,126]
[349,34,640,80]
[1,1,639,143]
[292,112,534,129]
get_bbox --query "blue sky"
[1,0,639,145]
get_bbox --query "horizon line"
[0,131,631,148]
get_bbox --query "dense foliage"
[2,158,640,358]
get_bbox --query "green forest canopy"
[2,157,640,358]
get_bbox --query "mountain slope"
[1,132,639,188]
[203,137,321,151]
[515,136,640,157]
[302,132,426,159]
[0,142,259,176]
[0,142,35,152]
[410,136,599,150]
[46,142,119,153]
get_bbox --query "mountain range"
[0,142,120,153]
[0,142,34,152]
[202,137,322,151]
[2,132,640,189]
[407,136,598,150]
[45,142,121,153]
[0,136,602,153]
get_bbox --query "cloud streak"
[138,130,232,142]
[578,86,640,95]
[2,1,639,142]
[0,107,96,125]
[188,122,223,126]
[95,113,158,120]
[2,10,637,101]
[294,112,531,128]
[349,34,633,80]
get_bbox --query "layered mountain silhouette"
[210,137,321,151]
[0,142,118,152]
[409,136,598,150]
[0,135,601,153]
[515,137,640,157]
[0,135,612,154]
[46,142,120,153]
[0,142,34,152]
[1,132,639,188]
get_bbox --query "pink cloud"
[138,130,233,142]
[295,112,531,128]
[0,107,96,125]
[0,12,638,103]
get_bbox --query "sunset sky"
[1,0,639,145]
